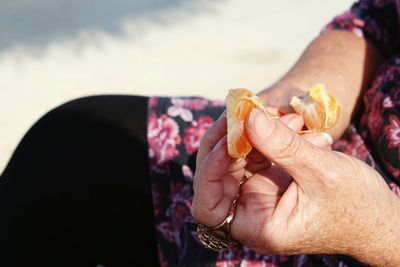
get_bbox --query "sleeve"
[322,0,400,56]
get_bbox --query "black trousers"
[0,96,159,267]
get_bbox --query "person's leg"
[0,95,159,267]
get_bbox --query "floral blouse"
[147,0,400,266]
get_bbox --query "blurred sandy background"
[0,0,353,173]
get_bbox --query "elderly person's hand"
[192,110,331,242]
[192,108,400,266]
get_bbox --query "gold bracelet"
[196,174,250,251]
[196,193,241,251]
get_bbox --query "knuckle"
[275,133,302,163]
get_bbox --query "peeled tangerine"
[226,88,264,158]
[290,84,341,132]
[226,84,341,159]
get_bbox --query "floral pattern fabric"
[147,96,370,267]
[322,0,400,56]
[147,0,400,266]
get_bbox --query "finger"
[245,108,332,186]
[192,136,244,227]
[272,181,300,224]
[302,132,333,151]
[230,166,293,243]
[242,166,293,197]
[247,113,304,167]
[194,135,247,190]
[196,111,226,169]
[244,113,303,174]
[244,149,271,175]
[264,106,281,117]
[279,113,304,131]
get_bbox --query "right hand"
[192,108,400,266]
[192,109,330,228]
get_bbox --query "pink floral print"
[167,98,194,122]
[148,112,181,165]
[184,115,214,155]
[147,1,400,265]
[385,115,400,150]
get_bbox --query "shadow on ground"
[0,0,210,52]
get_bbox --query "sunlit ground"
[0,0,353,172]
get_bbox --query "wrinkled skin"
[192,109,400,266]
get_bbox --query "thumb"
[245,108,332,185]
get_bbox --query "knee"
[5,95,148,171]
[34,96,130,143]
[42,95,117,126]
[33,95,147,140]
[9,95,143,166]
[44,95,148,143]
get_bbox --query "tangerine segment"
[226,88,264,158]
[290,84,341,132]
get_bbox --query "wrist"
[345,195,400,266]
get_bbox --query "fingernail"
[321,132,333,145]
[314,132,333,146]
[248,109,275,139]
[281,114,303,131]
